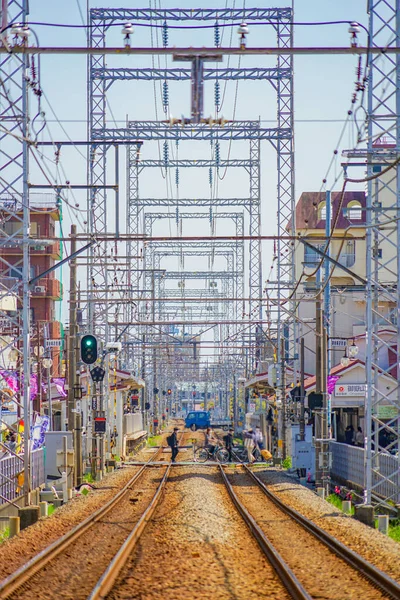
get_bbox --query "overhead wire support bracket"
[2,46,400,56]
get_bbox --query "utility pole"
[232,371,237,430]
[91,381,98,480]
[280,337,287,459]
[141,333,147,431]
[314,290,329,490]
[299,337,305,442]
[321,324,329,494]
[67,225,82,486]
[21,0,31,505]
[314,291,322,487]
[151,271,158,431]
[324,190,331,437]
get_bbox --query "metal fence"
[330,441,400,503]
[0,449,45,505]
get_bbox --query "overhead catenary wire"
[1,19,369,34]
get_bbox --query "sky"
[8,0,371,361]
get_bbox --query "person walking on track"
[223,428,234,462]
[169,427,180,463]
[243,429,256,463]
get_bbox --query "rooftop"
[290,191,366,231]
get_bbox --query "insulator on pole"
[162,21,169,47]
[163,141,169,167]
[214,22,220,47]
[175,206,179,225]
[162,81,169,110]
[209,206,213,223]
[209,167,213,187]
[175,167,179,186]
[215,140,220,168]
[214,81,220,110]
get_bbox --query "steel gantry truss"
[88,6,294,392]
[0,0,32,500]
[364,0,400,508]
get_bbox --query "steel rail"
[0,444,166,599]
[88,464,171,599]
[244,466,400,600]
[218,465,311,600]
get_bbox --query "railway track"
[2,432,399,600]
[0,433,181,600]
[221,464,400,600]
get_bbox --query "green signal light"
[81,334,98,365]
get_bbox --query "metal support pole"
[233,372,237,429]
[115,144,119,238]
[22,6,31,504]
[67,225,80,486]
[324,190,331,434]
[75,295,82,485]
[299,337,305,442]
[99,378,105,474]
[321,323,329,494]
[91,382,97,480]
[151,271,158,429]
[68,225,77,431]
[315,291,322,487]
[281,338,286,459]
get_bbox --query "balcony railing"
[304,252,355,269]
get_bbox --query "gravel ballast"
[107,465,290,600]
[255,469,400,583]
[0,439,398,598]
[0,432,170,583]
[10,466,169,600]
[226,467,390,599]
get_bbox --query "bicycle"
[231,445,266,463]
[194,443,230,463]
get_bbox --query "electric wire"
[1,20,369,34]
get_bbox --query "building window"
[304,240,356,269]
[338,239,356,268]
[347,200,362,220]
[317,201,332,221]
[304,243,324,267]
[9,267,22,279]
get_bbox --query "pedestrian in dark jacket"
[170,427,179,462]
[223,428,234,462]
[345,425,355,445]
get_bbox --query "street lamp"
[348,339,359,359]
[340,350,350,368]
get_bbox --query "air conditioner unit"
[34,286,45,293]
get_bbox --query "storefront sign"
[335,383,366,397]
[377,405,398,419]
[329,338,348,349]
[45,339,61,347]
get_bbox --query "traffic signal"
[167,388,172,396]
[81,334,98,365]
[90,366,105,382]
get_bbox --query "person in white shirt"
[252,426,264,450]
[355,426,363,447]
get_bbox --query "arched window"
[347,200,362,220]
[317,201,332,221]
